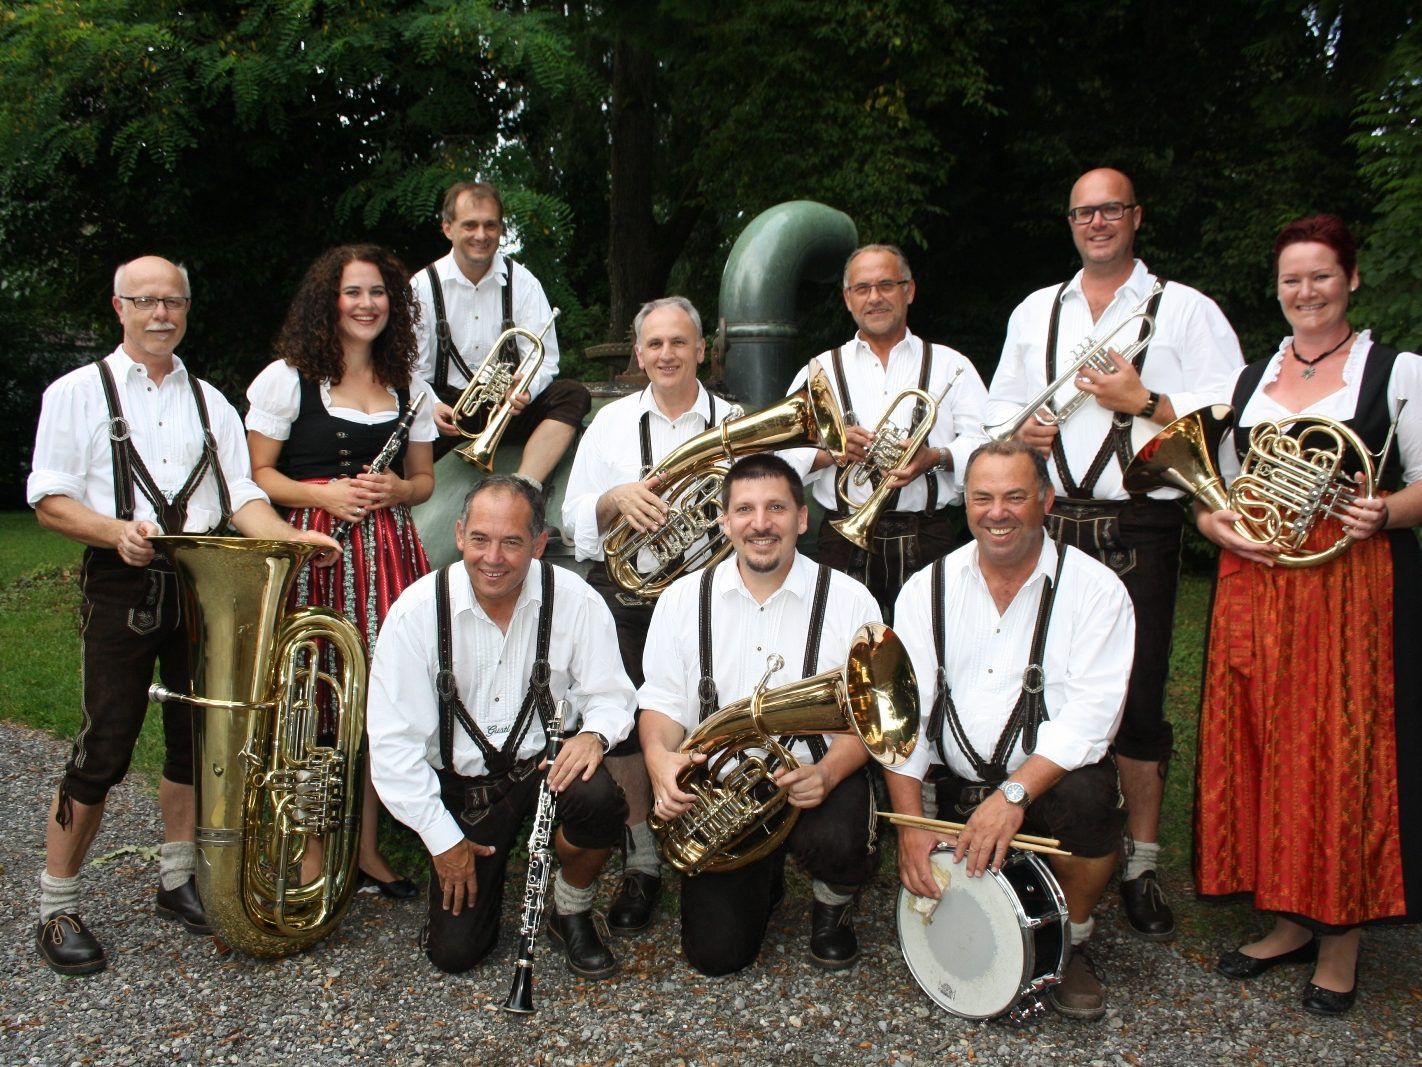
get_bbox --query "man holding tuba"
[639,454,882,976]
[411,180,591,483]
[28,256,340,975]
[887,440,1134,1020]
[367,477,634,977]
[782,243,989,623]
[561,296,740,934]
[986,168,1242,940]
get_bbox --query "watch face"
[1002,782,1027,806]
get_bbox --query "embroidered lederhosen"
[95,359,232,536]
[434,560,556,813]
[425,261,517,407]
[924,547,1068,804]
[695,562,832,762]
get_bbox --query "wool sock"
[624,822,662,878]
[39,871,82,923]
[1069,916,1095,946]
[1123,838,1161,881]
[811,879,855,907]
[159,840,197,891]
[553,869,596,915]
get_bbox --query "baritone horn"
[984,281,1164,443]
[1123,401,1405,568]
[148,535,365,956]
[649,623,918,876]
[451,310,560,470]
[830,367,963,551]
[602,364,847,601]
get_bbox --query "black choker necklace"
[1292,330,1353,379]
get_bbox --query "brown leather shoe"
[1049,942,1106,1020]
[36,913,106,976]
[156,876,212,935]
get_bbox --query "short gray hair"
[842,244,913,289]
[458,475,546,538]
[633,296,703,347]
[113,258,191,298]
[963,439,1052,500]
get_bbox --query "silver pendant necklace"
[1292,330,1352,380]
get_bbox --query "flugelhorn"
[1123,401,1405,567]
[649,623,918,876]
[602,365,846,601]
[450,310,560,471]
[148,536,365,956]
[830,368,964,551]
[984,282,1164,443]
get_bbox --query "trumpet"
[830,368,963,551]
[984,281,1164,443]
[450,310,560,470]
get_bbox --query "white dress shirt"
[638,552,882,770]
[561,384,727,562]
[781,329,989,512]
[988,259,1243,500]
[889,538,1135,783]
[244,360,440,443]
[1217,330,1422,484]
[410,251,561,400]
[27,347,266,530]
[368,561,635,856]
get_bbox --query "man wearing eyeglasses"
[27,255,340,976]
[986,167,1243,942]
[782,244,989,623]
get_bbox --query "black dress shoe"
[1216,939,1318,979]
[36,913,106,975]
[358,870,419,900]
[546,905,618,979]
[156,877,212,935]
[809,900,859,971]
[1302,980,1357,1016]
[607,872,660,932]
[1119,870,1175,940]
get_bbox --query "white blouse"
[244,360,439,443]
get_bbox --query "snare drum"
[896,846,1068,1020]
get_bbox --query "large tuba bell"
[450,310,560,471]
[649,623,918,876]
[148,536,365,956]
[1124,403,1401,568]
[602,364,847,601]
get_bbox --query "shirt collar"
[849,326,921,364]
[108,345,187,384]
[439,250,509,291]
[452,555,546,623]
[966,533,1057,601]
[1062,259,1152,304]
[636,382,713,424]
[715,550,815,605]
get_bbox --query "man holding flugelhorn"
[640,454,883,976]
[886,440,1134,1020]
[367,477,633,977]
[782,243,988,622]
[986,168,1242,939]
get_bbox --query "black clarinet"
[330,392,427,543]
[502,698,568,1015]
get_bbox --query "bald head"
[112,256,191,364]
[1067,168,1141,274]
[1069,168,1136,208]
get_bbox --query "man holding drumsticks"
[885,439,1134,1020]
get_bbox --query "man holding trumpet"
[886,440,1134,1020]
[986,168,1242,939]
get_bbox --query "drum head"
[896,849,1034,1020]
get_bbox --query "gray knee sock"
[552,870,596,915]
[811,879,855,907]
[39,872,82,923]
[624,822,662,878]
[159,841,197,891]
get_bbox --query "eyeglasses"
[1066,201,1137,226]
[118,295,191,311]
[845,279,911,298]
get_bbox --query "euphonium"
[830,367,963,551]
[451,310,560,471]
[603,365,847,601]
[649,623,918,876]
[984,281,1164,443]
[148,536,365,956]
[1123,402,1404,568]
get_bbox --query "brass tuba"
[148,536,366,955]
[1123,403,1403,568]
[830,368,963,551]
[649,622,918,876]
[450,310,560,471]
[602,365,847,601]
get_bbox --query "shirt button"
[987,668,993,674]
[494,696,500,702]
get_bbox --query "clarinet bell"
[501,960,535,1015]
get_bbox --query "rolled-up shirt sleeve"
[636,580,698,733]
[561,412,616,561]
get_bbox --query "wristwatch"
[585,731,611,754]
[998,780,1031,809]
[1138,391,1161,420]
[936,446,951,471]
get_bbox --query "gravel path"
[2,720,1418,1066]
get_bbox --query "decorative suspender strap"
[94,359,231,533]
[638,410,654,478]
[925,557,951,766]
[828,347,855,426]
[425,264,476,395]
[885,339,937,514]
[514,559,559,745]
[493,260,519,365]
[779,564,831,762]
[1043,283,1084,498]
[696,562,720,721]
[993,544,1068,766]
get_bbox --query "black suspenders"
[638,393,722,477]
[94,359,232,533]
[425,260,518,395]
[435,559,557,775]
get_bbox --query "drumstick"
[882,812,1072,857]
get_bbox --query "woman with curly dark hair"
[246,244,437,897]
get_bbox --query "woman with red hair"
[1193,214,1422,1015]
